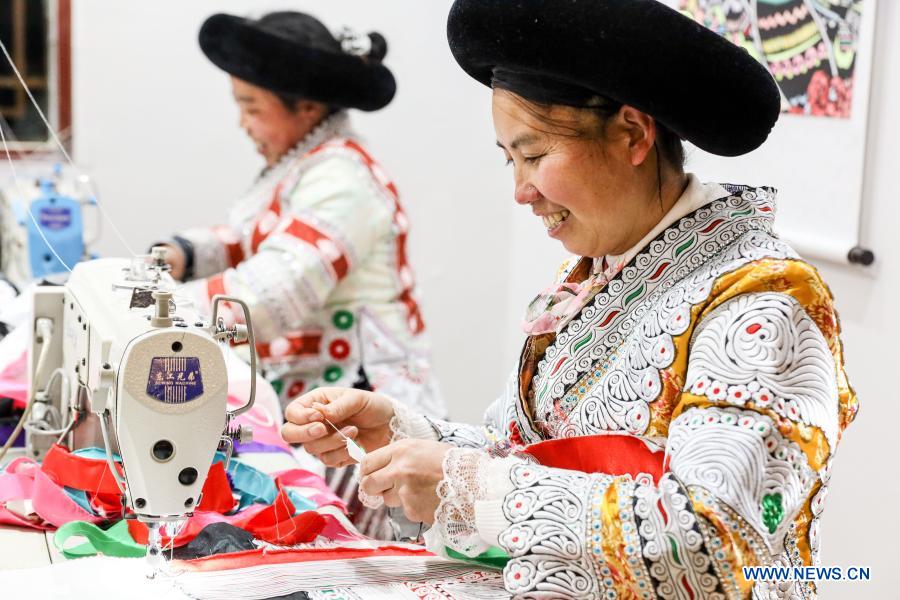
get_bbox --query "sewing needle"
[322,417,367,463]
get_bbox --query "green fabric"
[53,520,146,559]
[446,545,510,569]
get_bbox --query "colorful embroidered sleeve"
[184,156,393,342]
[441,260,854,598]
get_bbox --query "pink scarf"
[522,256,626,335]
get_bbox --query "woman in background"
[160,11,445,538]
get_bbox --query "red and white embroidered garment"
[168,113,443,420]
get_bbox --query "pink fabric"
[0,457,102,530]
[319,514,363,541]
[0,350,28,409]
[308,493,345,510]
[522,257,626,335]
[0,458,33,502]
[30,461,105,527]
[227,382,290,451]
[274,469,345,510]
[0,458,52,530]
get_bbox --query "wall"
[811,0,900,595]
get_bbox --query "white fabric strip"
[171,555,495,599]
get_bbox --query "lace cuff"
[389,398,437,441]
[431,447,493,557]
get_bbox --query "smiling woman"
[283,0,857,597]
[229,78,329,169]
[493,91,688,259]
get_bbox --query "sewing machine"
[25,250,256,560]
[0,164,98,289]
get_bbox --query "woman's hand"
[358,439,453,524]
[282,387,395,468]
[155,244,186,280]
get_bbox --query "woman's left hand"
[359,439,453,524]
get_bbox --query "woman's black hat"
[199,12,396,112]
[447,0,781,156]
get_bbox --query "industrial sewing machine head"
[0,163,98,288]
[26,249,256,562]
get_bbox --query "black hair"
[496,86,685,173]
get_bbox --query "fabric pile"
[0,410,357,557]
[0,290,504,596]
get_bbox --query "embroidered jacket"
[169,114,443,417]
[399,185,856,599]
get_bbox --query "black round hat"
[447,0,781,156]
[199,12,396,112]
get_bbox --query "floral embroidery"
[684,292,840,450]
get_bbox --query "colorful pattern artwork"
[677,0,867,118]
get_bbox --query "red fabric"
[19,443,334,547]
[250,195,282,253]
[240,490,325,545]
[175,545,434,572]
[40,445,237,513]
[206,273,227,303]
[318,514,361,540]
[197,462,236,513]
[40,444,125,496]
[128,490,326,547]
[523,434,666,483]
[86,491,124,518]
[212,225,246,268]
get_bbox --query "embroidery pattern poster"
[678,0,865,118]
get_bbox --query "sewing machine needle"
[146,522,163,572]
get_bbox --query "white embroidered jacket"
[395,184,857,599]
[169,113,444,417]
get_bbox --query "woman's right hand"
[154,244,186,280]
[282,387,395,468]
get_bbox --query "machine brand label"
[146,357,204,403]
[38,206,72,230]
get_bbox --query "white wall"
[58,2,900,596]
[811,1,900,596]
